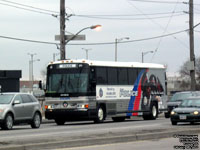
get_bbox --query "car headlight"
[171,111,176,115]
[193,111,199,115]
[0,108,5,113]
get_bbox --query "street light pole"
[82,48,92,59]
[115,37,129,62]
[65,25,101,44]
[53,53,60,61]
[115,39,118,62]
[57,24,101,60]
[142,51,154,63]
[28,53,39,93]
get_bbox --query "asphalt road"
[0,117,200,150]
[54,134,200,150]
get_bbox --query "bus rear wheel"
[143,103,158,120]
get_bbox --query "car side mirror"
[13,100,21,105]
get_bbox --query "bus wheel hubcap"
[152,106,157,117]
[98,108,104,121]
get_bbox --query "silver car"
[0,93,42,130]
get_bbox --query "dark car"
[0,93,42,130]
[164,91,200,118]
[170,97,200,125]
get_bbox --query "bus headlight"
[77,104,89,109]
[193,111,199,115]
[45,105,53,109]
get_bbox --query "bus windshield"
[46,64,89,96]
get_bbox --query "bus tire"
[112,117,126,122]
[143,102,158,120]
[55,119,65,125]
[94,106,105,123]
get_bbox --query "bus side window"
[128,68,137,85]
[118,68,128,85]
[96,67,107,85]
[107,68,118,85]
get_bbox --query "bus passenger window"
[128,68,137,85]
[118,68,128,85]
[108,68,118,85]
[96,67,107,85]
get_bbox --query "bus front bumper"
[45,109,97,121]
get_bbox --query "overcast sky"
[0,0,200,81]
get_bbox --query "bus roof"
[49,59,166,69]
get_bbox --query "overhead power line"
[0,29,187,46]
[75,13,186,20]
[0,2,54,16]
[0,0,59,13]
[129,0,186,4]
[1,22,199,46]
[76,11,183,16]
[129,0,200,5]
[151,0,180,61]
[0,35,58,45]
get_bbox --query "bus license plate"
[179,115,186,120]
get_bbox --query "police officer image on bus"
[45,59,166,125]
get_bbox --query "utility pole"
[115,39,118,62]
[60,0,66,60]
[189,0,196,90]
[82,48,92,59]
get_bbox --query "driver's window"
[14,95,23,103]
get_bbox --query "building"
[0,70,21,92]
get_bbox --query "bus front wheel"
[94,106,105,123]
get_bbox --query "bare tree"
[180,57,200,77]
[179,57,200,90]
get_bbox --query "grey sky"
[0,0,199,80]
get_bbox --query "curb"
[0,128,199,150]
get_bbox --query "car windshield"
[0,94,14,104]
[180,99,200,108]
[170,92,200,102]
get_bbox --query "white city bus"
[45,59,166,125]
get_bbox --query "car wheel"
[164,112,170,118]
[31,112,41,128]
[2,114,13,130]
[171,121,177,125]
[94,106,105,123]
[190,122,195,125]
[55,119,65,125]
